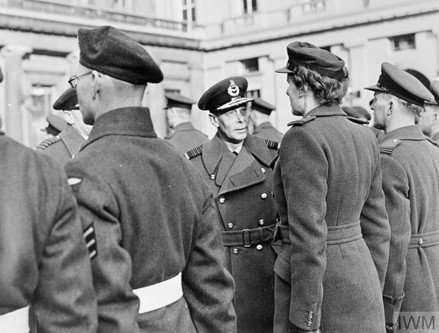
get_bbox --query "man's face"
[286,75,305,116]
[370,92,390,131]
[74,64,95,125]
[419,105,438,137]
[211,106,249,144]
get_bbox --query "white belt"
[133,273,183,314]
[0,306,29,332]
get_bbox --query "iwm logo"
[397,312,439,332]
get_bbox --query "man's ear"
[209,113,219,127]
[63,111,74,125]
[91,70,101,99]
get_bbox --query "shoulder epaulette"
[346,116,369,125]
[379,138,401,155]
[35,137,61,150]
[184,144,203,160]
[287,116,316,127]
[264,139,280,150]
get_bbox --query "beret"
[252,97,276,115]
[78,25,163,85]
[365,62,434,106]
[46,114,67,132]
[53,87,78,111]
[165,93,195,109]
[275,41,347,80]
[0,67,3,83]
[342,106,361,118]
[198,76,253,113]
[427,80,439,105]
[353,106,371,120]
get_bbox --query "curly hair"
[287,65,349,105]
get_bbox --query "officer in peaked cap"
[0,57,97,332]
[366,62,439,332]
[64,25,236,332]
[42,114,67,137]
[249,97,283,142]
[186,76,278,333]
[36,87,91,165]
[419,80,439,141]
[164,92,208,153]
[273,41,390,333]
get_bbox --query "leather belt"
[0,306,29,332]
[133,273,183,314]
[408,230,439,249]
[221,223,276,247]
[275,221,362,245]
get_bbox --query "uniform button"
[227,223,234,229]
[261,167,266,174]
[419,238,424,245]
[233,248,239,255]
[258,219,264,226]
[256,244,263,251]
[219,197,225,204]
[261,193,267,199]
[210,174,216,180]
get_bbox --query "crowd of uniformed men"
[1,25,439,333]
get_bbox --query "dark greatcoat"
[0,132,97,332]
[164,122,208,154]
[65,107,236,333]
[188,133,278,333]
[252,121,283,142]
[379,126,439,325]
[36,124,86,165]
[272,105,390,333]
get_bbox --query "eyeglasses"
[68,71,92,89]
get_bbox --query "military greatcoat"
[65,107,236,333]
[164,122,208,154]
[252,121,283,142]
[0,132,97,332]
[379,126,439,325]
[272,105,390,332]
[187,133,278,333]
[36,124,86,165]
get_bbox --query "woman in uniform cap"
[272,41,390,332]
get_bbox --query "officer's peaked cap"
[275,41,347,80]
[78,25,163,85]
[165,93,196,109]
[252,97,276,115]
[428,80,439,105]
[53,87,79,111]
[46,114,67,132]
[365,62,434,106]
[198,76,253,113]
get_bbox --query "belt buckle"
[242,229,252,248]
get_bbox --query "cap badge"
[227,80,240,97]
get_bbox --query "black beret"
[252,97,276,115]
[198,76,253,113]
[45,114,67,132]
[275,41,347,80]
[365,62,434,106]
[165,93,195,109]
[0,67,3,83]
[78,25,163,85]
[53,87,78,111]
[427,80,439,105]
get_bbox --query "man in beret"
[367,62,439,332]
[249,97,283,142]
[0,61,97,332]
[164,92,208,153]
[186,76,278,333]
[418,80,439,142]
[64,25,236,333]
[36,87,92,165]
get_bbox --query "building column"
[0,44,32,143]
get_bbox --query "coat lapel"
[60,125,86,158]
[202,136,235,187]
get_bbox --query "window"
[246,90,261,98]
[182,0,196,22]
[240,58,259,73]
[242,0,257,15]
[300,0,326,13]
[389,34,416,51]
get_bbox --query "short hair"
[287,65,349,105]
